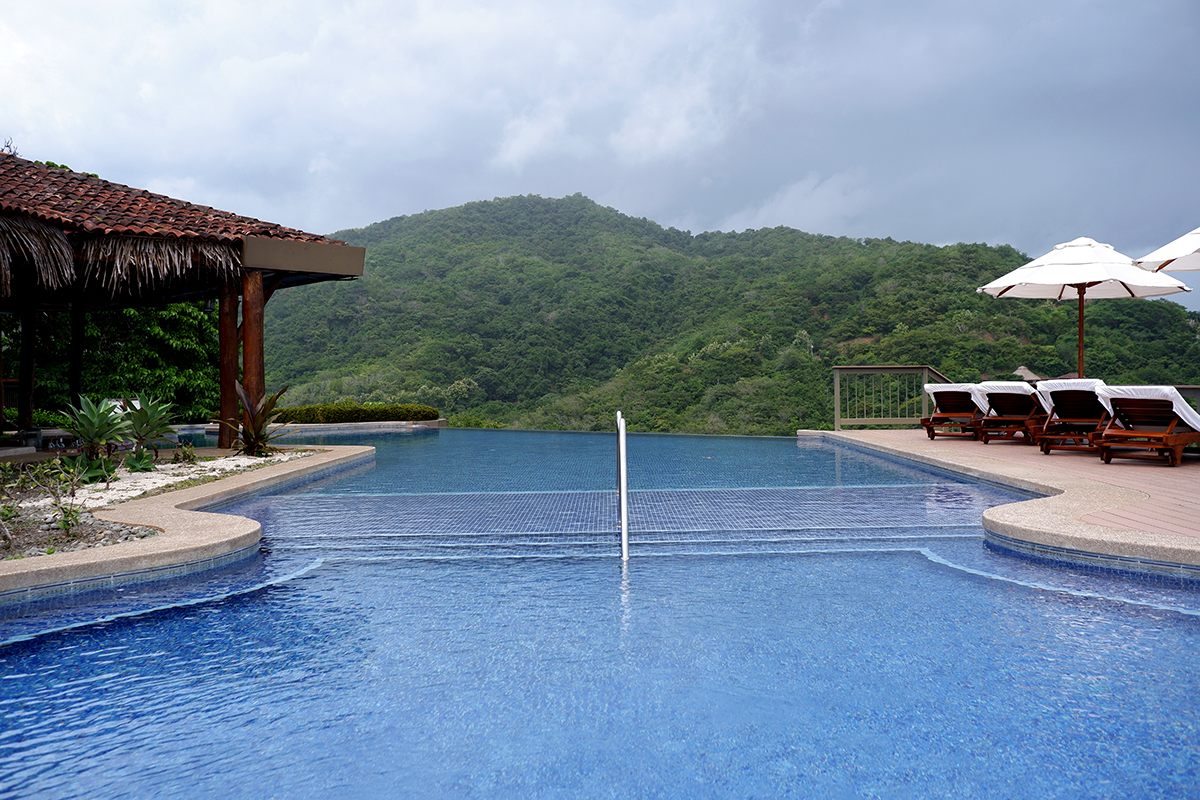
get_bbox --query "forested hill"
[263,193,1200,435]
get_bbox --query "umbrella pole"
[1077,287,1085,378]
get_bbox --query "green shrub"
[3,409,71,428]
[448,414,504,429]
[274,402,439,425]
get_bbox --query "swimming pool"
[2,429,1199,797]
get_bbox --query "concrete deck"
[0,445,374,597]
[814,429,1200,570]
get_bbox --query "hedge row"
[274,402,440,425]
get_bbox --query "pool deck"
[0,445,375,597]
[813,428,1200,571]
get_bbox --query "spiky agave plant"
[122,396,177,462]
[60,397,132,460]
[216,383,292,457]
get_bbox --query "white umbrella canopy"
[977,237,1190,377]
[1134,226,1200,272]
[979,237,1189,299]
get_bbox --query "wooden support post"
[1077,288,1085,379]
[218,279,240,448]
[0,338,6,433]
[18,309,35,431]
[242,269,265,419]
[69,306,85,408]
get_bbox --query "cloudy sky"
[4,0,1200,305]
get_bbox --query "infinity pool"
[2,430,1199,797]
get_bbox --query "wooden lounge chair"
[1035,379,1108,455]
[972,381,1047,445]
[919,383,982,440]
[1095,385,1200,467]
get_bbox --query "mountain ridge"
[261,193,1199,434]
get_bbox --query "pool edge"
[803,429,1200,570]
[0,445,375,597]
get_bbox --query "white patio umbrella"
[977,236,1190,378]
[1134,226,1200,272]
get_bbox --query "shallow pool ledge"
[802,430,1200,570]
[0,445,375,596]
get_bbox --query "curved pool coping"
[0,445,375,598]
[812,430,1200,575]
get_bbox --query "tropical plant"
[53,503,82,534]
[216,383,292,457]
[58,453,119,486]
[23,457,105,537]
[123,449,157,472]
[60,397,131,459]
[122,396,177,461]
[171,441,197,464]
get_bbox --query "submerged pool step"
[278,531,621,559]
[247,485,1002,545]
[257,487,995,561]
[269,525,981,560]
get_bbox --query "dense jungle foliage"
[260,194,1200,435]
[2,303,219,424]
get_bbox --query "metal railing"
[833,365,953,430]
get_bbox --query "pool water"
[2,429,1199,798]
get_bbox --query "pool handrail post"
[617,411,629,561]
[616,411,622,522]
[616,411,624,526]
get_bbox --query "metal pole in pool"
[617,411,629,561]
[616,411,623,523]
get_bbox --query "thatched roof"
[0,154,358,310]
[0,213,74,296]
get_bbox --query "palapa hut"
[0,153,364,446]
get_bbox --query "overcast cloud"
[4,0,1200,305]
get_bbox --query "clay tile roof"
[0,154,341,245]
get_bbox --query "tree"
[14,302,219,422]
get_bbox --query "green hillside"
[263,194,1200,434]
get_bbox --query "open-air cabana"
[0,154,364,447]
